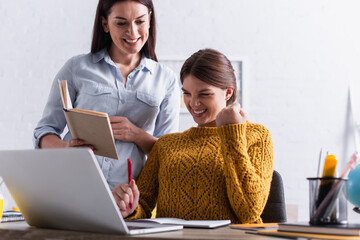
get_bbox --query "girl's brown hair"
[91,0,157,61]
[180,48,237,105]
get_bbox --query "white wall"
[1,0,360,222]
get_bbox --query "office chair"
[261,170,287,223]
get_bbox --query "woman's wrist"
[132,128,157,154]
[39,134,67,148]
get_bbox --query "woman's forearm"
[133,128,157,154]
[39,134,67,148]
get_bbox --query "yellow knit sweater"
[130,122,274,223]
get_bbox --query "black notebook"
[278,222,360,236]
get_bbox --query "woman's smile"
[124,38,139,43]
[124,37,140,46]
[192,108,207,117]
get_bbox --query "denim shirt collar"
[92,48,154,74]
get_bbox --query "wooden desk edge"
[0,221,286,240]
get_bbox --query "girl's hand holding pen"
[112,180,139,218]
[216,102,247,127]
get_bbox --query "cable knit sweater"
[129,122,274,223]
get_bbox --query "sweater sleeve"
[217,123,274,223]
[126,142,160,220]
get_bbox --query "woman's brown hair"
[180,48,237,105]
[91,0,157,61]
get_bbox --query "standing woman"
[33,0,180,190]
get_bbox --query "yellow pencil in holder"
[321,155,337,179]
[316,155,338,208]
[0,198,4,221]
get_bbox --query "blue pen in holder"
[307,177,348,225]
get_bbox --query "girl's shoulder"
[245,122,272,143]
[246,121,270,133]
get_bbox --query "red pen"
[127,158,133,209]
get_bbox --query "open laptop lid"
[0,148,181,235]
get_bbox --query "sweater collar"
[186,127,218,137]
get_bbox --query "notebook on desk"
[129,218,231,228]
[0,148,182,235]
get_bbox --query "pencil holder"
[307,177,347,225]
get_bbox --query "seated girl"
[113,48,274,224]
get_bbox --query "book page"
[58,80,73,109]
[144,218,187,224]
[130,218,230,228]
[64,80,73,109]
[70,108,108,117]
[58,80,67,109]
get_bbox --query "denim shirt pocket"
[125,91,162,127]
[136,91,161,107]
[76,82,114,112]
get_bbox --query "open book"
[127,218,231,229]
[58,80,118,159]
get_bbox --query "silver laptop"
[0,148,182,235]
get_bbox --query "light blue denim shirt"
[33,49,180,190]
